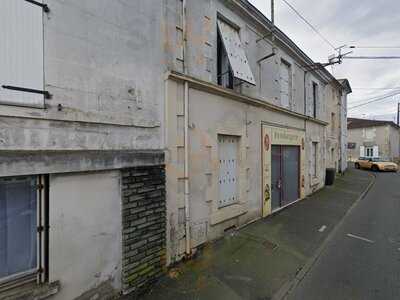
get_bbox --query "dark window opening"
[312,82,318,118]
[217,30,233,89]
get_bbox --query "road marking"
[318,225,327,232]
[347,233,375,244]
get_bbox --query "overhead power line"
[279,0,337,51]
[348,91,400,110]
[349,46,400,49]
[349,89,400,104]
[343,56,400,60]
[352,87,400,90]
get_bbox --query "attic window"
[217,19,256,86]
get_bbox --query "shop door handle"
[276,179,282,190]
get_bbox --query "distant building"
[347,118,400,161]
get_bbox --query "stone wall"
[121,165,166,294]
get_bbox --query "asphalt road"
[288,171,400,300]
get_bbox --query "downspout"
[182,0,191,257]
[303,70,308,115]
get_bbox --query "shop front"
[262,125,306,216]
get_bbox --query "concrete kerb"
[272,171,377,300]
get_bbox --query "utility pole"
[271,0,275,51]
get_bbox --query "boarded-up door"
[218,135,240,208]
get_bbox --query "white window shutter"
[373,146,379,157]
[360,146,365,157]
[280,62,291,108]
[0,0,44,107]
[217,20,256,85]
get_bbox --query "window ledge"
[0,281,60,300]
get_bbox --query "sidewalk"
[138,167,374,300]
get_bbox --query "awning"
[217,20,256,85]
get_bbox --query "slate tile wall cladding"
[121,165,166,294]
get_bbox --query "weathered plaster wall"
[305,121,326,194]
[164,0,327,118]
[163,0,331,264]
[340,93,348,171]
[0,0,164,157]
[165,79,326,263]
[325,84,341,171]
[49,171,122,300]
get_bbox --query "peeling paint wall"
[340,92,348,172]
[325,84,342,171]
[49,171,122,300]
[163,0,332,264]
[0,0,165,160]
[164,0,327,116]
[165,79,326,263]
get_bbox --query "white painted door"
[360,146,365,157]
[373,145,379,158]
[0,0,44,107]
[218,135,240,208]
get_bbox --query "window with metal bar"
[0,176,48,286]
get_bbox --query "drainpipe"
[182,0,191,257]
[184,81,191,256]
[303,70,308,115]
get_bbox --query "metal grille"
[218,135,240,208]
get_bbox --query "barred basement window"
[0,175,48,287]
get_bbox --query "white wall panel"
[0,0,44,107]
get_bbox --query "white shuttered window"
[280,60,291,109]
[0,0,44,107]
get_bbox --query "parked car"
[355,157,398,172]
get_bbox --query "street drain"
[263,240,278,253]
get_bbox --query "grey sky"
[248,0,400,121]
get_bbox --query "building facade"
[347,118,400,162]
[0,1,166,299]
[0,0,349,299]
[325,79,352,173]
[163,0,349,263]
[338,80,352,172]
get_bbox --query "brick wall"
[121,165,166,294]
